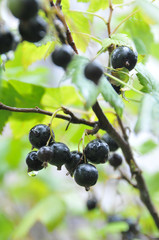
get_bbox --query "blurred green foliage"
[0,0,159,239]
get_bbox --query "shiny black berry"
[101,134,119,152]
[8,0,39,20]
[74,163,98,190]
[19,16,47,43]
[0,25,14,54]
[37,146,53,163]
[84,61,103,85]
[109,153,122,169]
[111,46,137,71]
[86,197,98,210]
[26,151,43,171]
[29,124,54,149]
[49,142,71,170]
[65,151,84,176]
[84,139,109,164]
[51,44,73,69]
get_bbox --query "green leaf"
[135,93,159,136]
[135,63,159,93]
[42,86,82,108]
[66,55,100,109]
[0,212,14,240]
[100,76,124,116]
[135,139,158,155]
[136,0,159,23]
[12,195,66,239]
[0,80,17,133]
[88,0,123,12]
[121,12,154,56]
[5,41,55,69]
[66,12,91,52]
[98,34,133,54]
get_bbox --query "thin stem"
[48,107,63,139]
[104,72,144,95]
[107,0,113,37]
[111,9,140,36]
[67,10,108,25]
[71,31,102,44]
[0,102,97,129]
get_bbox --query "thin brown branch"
[107,0,113,37]
[51,5,78,54]
[49,0,55,7]
[116,114,128,141]
[92,101,159,229]
[111,9,139,36]
[0,102,97,128]
[55,0,61,6]
[119,169,137,189]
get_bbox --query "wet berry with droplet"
[49,142,71,170]
[51,44,73,69]
[101,134,119,152]
[26,151,44,171]
[111,46,137,71]
[19,16,47,43]
[84,139,109,164]
[65,151,84,176]
[109,153,122,169]
[74,163,98,190]
[0,25,14,54]
[84,61,103,85]
[86,197,98,210]
[7,0,39,20]
[37,146,53,163]
[29,124,54,149]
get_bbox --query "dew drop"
[28,170,38,177]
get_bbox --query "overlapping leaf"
[98,34,133,55]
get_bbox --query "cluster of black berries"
[26,122,123,191]
[3,0,47,49]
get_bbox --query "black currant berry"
[26,151,44,171]
[0,26,14,54]
[19,16,47,43]
[65,151,84,176]
[111,84,121,95]
[86,197,98,210]
[84,139,109,164]
[109,153,122,169]
[84,61,103,85]
[29,124,54,149]
[108,215,124,223]
[101,134,119,152]
[51,44,73,69]
[74,163,98,190]
[37,146,53,163]
[8,0,39,20]
[111,46,137,71]
[49,142,71,170]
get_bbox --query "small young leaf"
[135,63,159,93]
[100,76,124,116]
[98,34,133,54]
